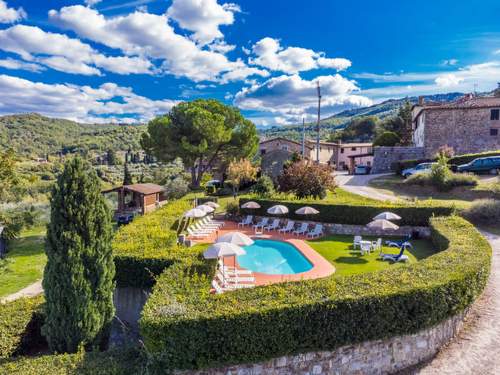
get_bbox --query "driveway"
[335,172,400,202]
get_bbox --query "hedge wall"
[112,197,193,287]
[0,296,44,359]
[239,197,455,226]
[394,150,500,175]
[140,216,491,371]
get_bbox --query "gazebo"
[103,183,168,216]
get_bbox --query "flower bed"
[140,216,491,371]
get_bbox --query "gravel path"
[0,280,43,303]
[335,172,400,202]
[415,230,500,375]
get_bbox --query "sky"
[0,0,500,126]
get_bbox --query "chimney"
[418,96,425,105]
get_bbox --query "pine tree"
[42,157,115,353]
[123,163,133,185]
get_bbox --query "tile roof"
[124,183,165,195]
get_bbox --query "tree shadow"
[334,256,368,265]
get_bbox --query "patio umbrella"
[241,201,261,209]
[267,205,289,215]
[216,232,254,246]
[196,204,215,213]
[205,201,220,209]
[295,206,320,215]
[203,242,247,284]
[184,208,206,218]
[366,219,399,230]
[373,212,402,221]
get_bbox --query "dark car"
[354,165,371,175]
[457,157,500,174]
[117,213,134,225]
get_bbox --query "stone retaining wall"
[325,223,431,238]
[372,146,425,173]
[179,310,468,375]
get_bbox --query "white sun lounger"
[252,217,269,229]
[306,224,324,238]
[263,219,280,231]
[200,217,223,228]
[292,222,309,236]
[187,228,210,238]
[278,220,295,233]
[238,215,253,227]
[192,223,215,233]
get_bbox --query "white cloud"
[0,57,45,72]
[0,74,179,123]
[442,59,458,66]
[234,74,371,124]
[166,0,239,45]
[84,0,102,6]
[0,0,26,23]
[0,25,153,76]
[49,5,262,83]
[434,73,464,87]
[249,37,351,74]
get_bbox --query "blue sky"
[0,0,499,125]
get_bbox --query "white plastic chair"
[264,219,280,232]
[278,220,295,233]
[238,215,253,227]
[353,235,362,249]
[292,222,309,236]
[252,217,269,229]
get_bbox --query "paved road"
[335,172,400,202]
[0,280,43,303]
[415,230,500,375]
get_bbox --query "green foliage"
[140,216,490,370]
[0,296,44,358]
[164,176,190,200]
[405,168,478,192]
[0,148,18,201]
[141,99,259,187]
[225,201,239,217]
[373,131,400,146]
[112,196,193,287]
[0,210,25,241]
[277,160,336,199]
[251,175,275,197]
[42,157,115,353]
[462,199,500,225]
[106,149,119,166]
[0,346,145,375]
[122,163,133,185]
[239,197,455,226]
[430,154,452,191]
[337,116,378,142]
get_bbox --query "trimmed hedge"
[0,347,145,375]
[394,150,500,175]
[140,216,491,371]
[239,197,455,226]
[0,296,45,359]
[112,196,193,287]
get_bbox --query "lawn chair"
[199,217,222,229]
[360,241,372,255]
[278,220,295,233]
[353,235,362,249]
[238,215,253,227]
[203,216,224,228]
[306,224,324,238]
[252,217,269,230]
[292,222,309,236]
[264,219,280,232]
[381,244,409,262]
[372,238,382,254]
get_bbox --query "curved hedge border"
[140,216,491,371]
[239,197,455,226]
[112,197,193,287]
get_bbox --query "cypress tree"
[42,157,115,353]
[123,163,133,185]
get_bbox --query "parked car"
[457,157,500,174]
[117,213,134,226]
[354,165,371,175]
[402,162,435,178]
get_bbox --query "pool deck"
[190,221,335,286]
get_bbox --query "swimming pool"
[238,239,313,275]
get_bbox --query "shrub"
[373,131,400,146]
[140,216,490,371]
[462,199,500,225]
[278,160,336,199]
[164,176,189,199]
[0,296,44,358]
[225,201,239,218]
[405,171,478,192]
[239,197,454,226]
[430,154,452,191]
[251,175,275,198]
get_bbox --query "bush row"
[112,196,193,287]
[239,197,455,226]
[394,150,500,175]
[0,296,45,359]
[140,216,491,371]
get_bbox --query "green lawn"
[0,226,46,298]
[307,234,436,276]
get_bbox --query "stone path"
[415,230,500,375]
[0,280,43,303]
[335,172,400,202]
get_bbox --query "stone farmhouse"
[412,88,500,157]
[259,137,373,174]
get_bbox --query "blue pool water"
[238,239,313,275]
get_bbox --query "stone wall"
[424,108,500,157]
[325,223,431,238]
[179,309,468,375]
[371,146,425,173]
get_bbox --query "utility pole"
[301,117,305,158]
[316,81,321,163]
